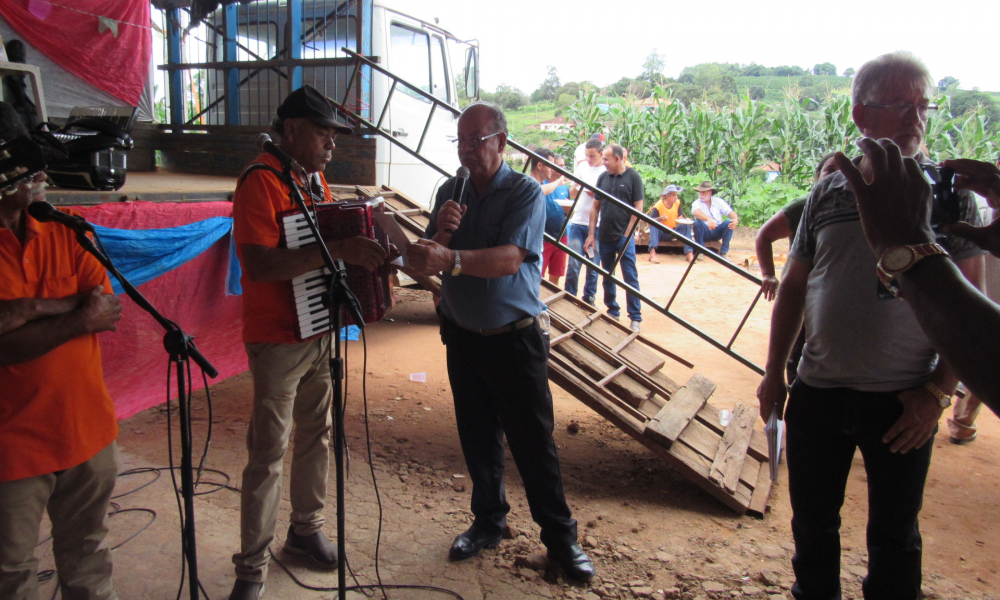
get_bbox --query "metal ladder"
[331,48,768,375]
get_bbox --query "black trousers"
[786,380,933,600]
[443,317,577,548]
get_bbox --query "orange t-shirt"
[0,209,118,482]
[233,153,333,344]
[651,198,681,229]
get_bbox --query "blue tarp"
[93,217,235,295]
[92,217,360,340]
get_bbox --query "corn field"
[561,86,1000,226]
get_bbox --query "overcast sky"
[389,0,999,94]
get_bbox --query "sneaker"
[582,296,596,307]
[283,525,338,570]
[630,320,641,333]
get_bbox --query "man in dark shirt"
[584,143,644,332]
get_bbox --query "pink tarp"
[0,0,151,106]
[75,201,247,420]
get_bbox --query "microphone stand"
[70,229,217,600]
[280,166,364,599]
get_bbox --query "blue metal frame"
[360,0,373,119]
[167,8,185,125]
[223,4,241,125]
[289,0,303,91]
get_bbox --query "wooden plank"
[747,461,773,519]
[709,403,759,495]
[596,365,627,387]
[606,372,654,409]
[548,361,648,434]
[547,297,593,327]
[637,393,666,417]
[696,404,769,463]
[644,374,716,447]
[670,440,751,510]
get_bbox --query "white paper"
[765,410,785,481]
[373,211,412,268]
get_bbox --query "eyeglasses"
[449,131,502,148]
[862,102,938,118]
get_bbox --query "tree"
[950,90,1000,129]
[491,84,526,111]
[842,67,855,77]
[748,85,766,100]
[812,62,837,76]
[938,76,960,92]
[641,49,667,85]
[773,65,806,77]
[530,65,560,103]
[742,63,770,77]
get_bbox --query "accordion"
[280,197,391,341]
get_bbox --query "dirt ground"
[34,230,1000,600]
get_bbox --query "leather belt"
[450,316,536,337]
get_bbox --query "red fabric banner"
[0,0,151,106]
[75,201,247,420]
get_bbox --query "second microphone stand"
[71,226,217,600]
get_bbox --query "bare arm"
[584,198,600,253]
[0,296,81,335]
[755,257,811,422]
[539,179,564,195]
[754,212,794,301]
[0,287,121,367]
[241,236,386,283]
[898,256,1000,413]
[727,210,739,229]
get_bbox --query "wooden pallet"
[540,281,772,516]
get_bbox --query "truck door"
[381,20,459,207]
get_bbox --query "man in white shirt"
[691,181,739,258]
[564,138,605,304]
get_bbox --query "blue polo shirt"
[425,162,546,330]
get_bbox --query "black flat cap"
[277,85,353,134]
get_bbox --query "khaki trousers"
[0,441,118,600]
[948,392,983,442]
[232,337,333,582]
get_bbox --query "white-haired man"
[757,52,985,600]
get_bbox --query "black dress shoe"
[284,525,338,570]
[547,543,595,581]
[228,579,264,600]
[449,525,504,560]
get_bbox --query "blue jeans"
[786,381,932,600]
[598,235,640,322]
[649,222,693,254]
[693,219,733,254]
[564,223,599,304]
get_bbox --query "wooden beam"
[644,374,716,447]
[709,403,759,495]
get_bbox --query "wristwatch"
[876,243,949,295]
[923,381,953,409]
[450,250,462,276]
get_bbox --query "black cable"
[268,550,465,599]
[359,326,388,597]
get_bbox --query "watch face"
[883,247,915,272]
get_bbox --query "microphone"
[444,166,470,234]
[255,133,306,177]
[27,201,95,233]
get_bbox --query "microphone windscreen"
[456,166,470,179]
[27,200,57,221]
[255,133,271,151]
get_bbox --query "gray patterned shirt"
[789,163,985,392]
